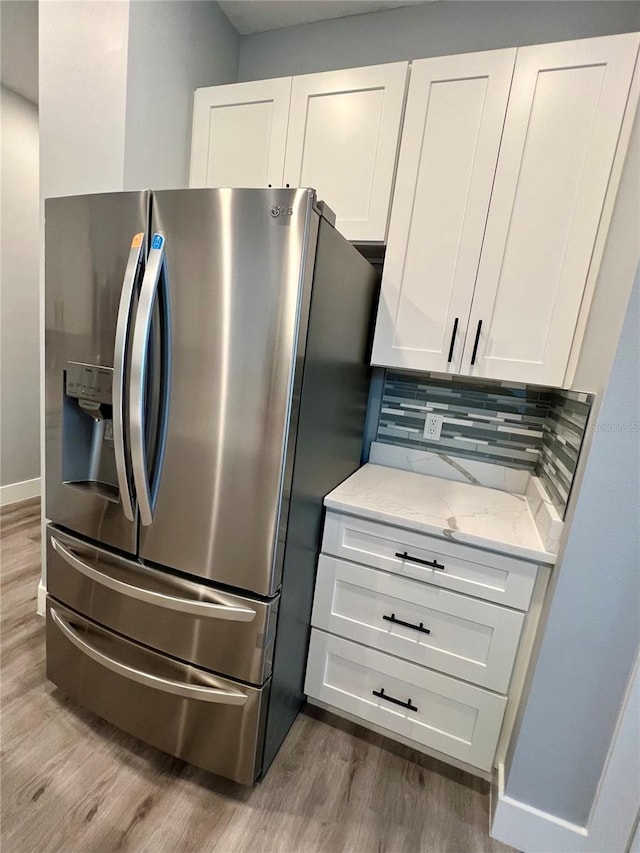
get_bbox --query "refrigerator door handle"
[113,232,145,521]
[50,536,257,622]
[129,232,171,527]
[50,607,249,705]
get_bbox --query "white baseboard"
[492,763,588,853]
[492,651,640,853]
[0,477,41,507]
[37,580,46,617]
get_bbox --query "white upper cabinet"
[190,35,640,383]
[464,33,640,385]
[189,77,292,188]
[283,63,409,241]
[371,50,516,373]
[190,64,408,241]
[372,32,640,385]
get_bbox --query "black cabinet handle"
[470,320,483,365]
[395,551,445,571]
[383,612,430,635]
[447,317,459,363]
[373,688,418,713]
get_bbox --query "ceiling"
[0,0,38,104]
[218,1,432,35]
[0,1,432,104]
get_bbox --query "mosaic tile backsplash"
[375,371,592,517]
[537,389,592,513]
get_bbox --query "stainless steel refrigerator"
[44,188,376,784]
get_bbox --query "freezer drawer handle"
[395,551,445,571]
[50,607,249,705]
[372,688,418,713]
[113,232,146,521]
[51,537,257,622]
[382,612,431,635]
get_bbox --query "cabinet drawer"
[312,555,524,692]
[322,512,537,610]
[305,630,506,771]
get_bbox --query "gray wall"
[39,1,239,200]
[500,91,640,828]
[0,0,38,104]
[573,101,640,398]
[0,1,40,493]
[39,1,131,200]
[124,1,239,191]
[0,86,40,488]
[506,265,640,825]
[238,1,640,81]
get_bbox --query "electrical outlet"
[424,413,443,440]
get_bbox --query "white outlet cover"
[424,413,443,440]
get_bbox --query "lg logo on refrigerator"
[270,205,293,218]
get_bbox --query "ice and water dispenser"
[62,362,119,501]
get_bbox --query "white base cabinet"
[307,509,544,774]
[312,555,525,693]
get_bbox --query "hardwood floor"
[1,499,513,853]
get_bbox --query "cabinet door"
[463,33,640,385]
[189,78,292,189]
[371,50,516,373]
[283,63,408,241]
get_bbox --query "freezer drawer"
[46,600,269,784]
[46,526,278,685]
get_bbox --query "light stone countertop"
[324,463,557,566]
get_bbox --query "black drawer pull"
[373,688,418,713]
[470,319,483,366]
[395,551,445,571]
[447,317,459,363]
[383,612,430,635]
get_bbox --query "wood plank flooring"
[1,499,514,853]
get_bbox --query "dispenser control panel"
[66,362,113,404]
